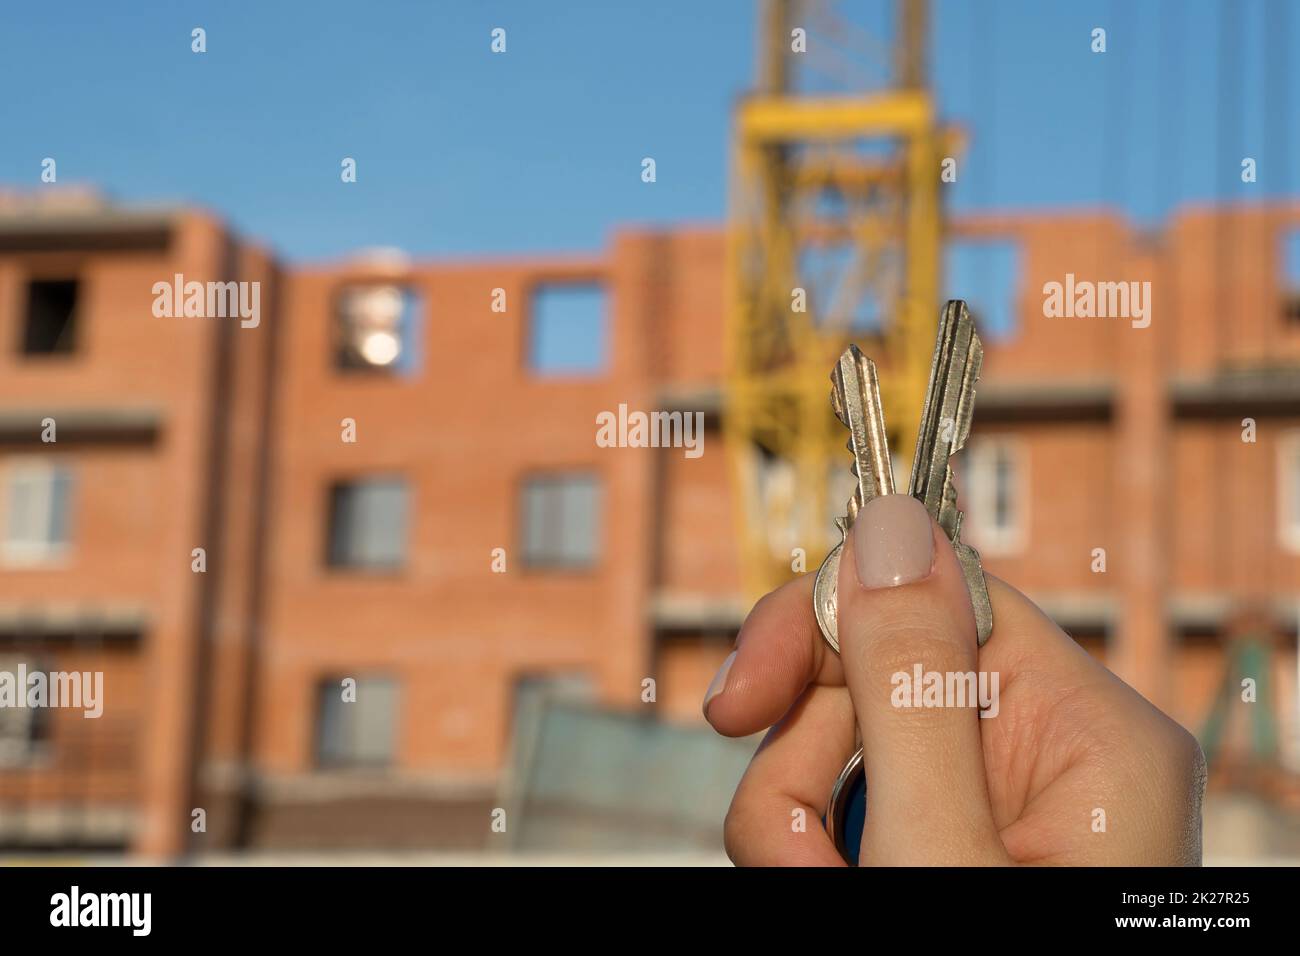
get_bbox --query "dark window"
[1281,230,1300,323]
[315,676,399,768]
[0,655,51,765]
[326,478,409,569]
[528,284,606,375]
[22,279,79,355]
[520,474,601,568]
[334,285,422,373]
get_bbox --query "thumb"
[836,493,1008,865]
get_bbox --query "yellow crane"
[724,0,953,599]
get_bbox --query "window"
[2,460,73,565]
[1281,230,1300,324]
[945,241,1022,339]
[21,279,79,355]
[326,478,409,570]
[1280,431,1300,553]
[528,284,606,375]
[315,676,399,768]
[334,284,422,374]
[520,474,601,568]
[963,438,1026,555]
[0,656,50,766]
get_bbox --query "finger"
[723,684,857,866]
[703,572,844,738]
[836,493,1007,866]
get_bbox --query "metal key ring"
[824,745,864,865]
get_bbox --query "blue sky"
[1,0,1295,268]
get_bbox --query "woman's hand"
[703,494,1206,866]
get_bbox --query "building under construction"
[1,0,1298,859]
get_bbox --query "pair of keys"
[812,300,994,864]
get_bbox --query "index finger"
[703,572,845,738]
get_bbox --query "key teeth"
[831,385,847,425]
[936,468,962,539]
[831,342,891,531]
[824,311,994,652]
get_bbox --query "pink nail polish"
[852,494,935,589]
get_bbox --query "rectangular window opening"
[963,437,1026,555]
[334,284,423,375]
[2,460,73,565]
[1279,431,1300,553]
[1281,229,1300,324]
[22,279,79,355]
[945,241,1021,340]
[315,676,399,768]
[520,473,602,569]
[528,284,606,376]
[0,655,50,766]
[325,477,409,570]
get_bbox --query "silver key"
[812,344,893,655]
[815,300,995,864]
[907,300,993,645]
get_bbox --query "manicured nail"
[702,650,737,717]
[852,494,934,589]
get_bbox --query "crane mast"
[724,0,950,597]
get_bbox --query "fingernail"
[702,650,737,717]
[853,494,934,589]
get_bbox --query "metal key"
[812,344,893,861]
[812,344,894,655]
[816,300,994,864]
[907,299,993,645]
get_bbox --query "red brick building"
[0,198,278,854]
[1,194,1298,857]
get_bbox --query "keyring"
[824,745,865,865]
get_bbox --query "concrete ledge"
[0,208,176,253]
[650,593,748,632]
[0,605,148,639]
[1173,372,1300,417]
[0,804,136,847]
[0,409,162,446]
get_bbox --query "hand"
[703,493,1206,866]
